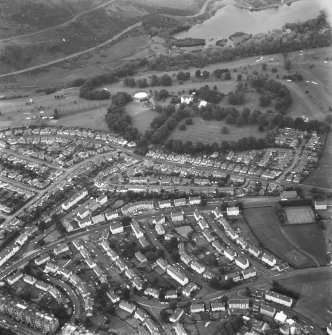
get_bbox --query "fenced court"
[284,206,315,224]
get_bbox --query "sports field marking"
[302,284,312,297]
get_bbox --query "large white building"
[235,257,249,270]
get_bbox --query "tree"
[262,63,267,71]
[53,108,59,119]
[195,69,201,78]
[160,74,172,86]
[179,124,186,130]
[112,92,133,106]
[177,71,190,81]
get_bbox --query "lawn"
[276,269,332,327]
[282,224,327,266]
[243,207,319,268]
[125,102,158,133]
[304,131,332,189]
[175,225,193,238]
[169,117,265,145]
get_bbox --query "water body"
[175,0,327,42]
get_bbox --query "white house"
[110,221,123,234]
[153,214,165,225]
[135,251,147,263]
[248,245,261,258]
[261,253,277,267]
[7,271,23,285]
[235,257,249,270]
[171,211,184,222]
[181,94,194,105]
[131,220,144,239]
[62,189,88,211]
[174,198,187,207]
[119,301,136,314]
[144,287,159,299]
[315,200,327,210]
[228,298,249,309]
[224,248,237,261]
[190,303,205,314]
[155,224,165,235]
[190,261,205,274]
[134,308,148,322]
[107,291,120,303]
[242,268,257,280]
[182,282,198,297]
[173,324,187,335]
[265,291,293,307]
[197,218,209,230]
[210,302,226,312]
[170,308,184,323]
[167,266,188,286]
[156,258,168,271]
[227,206,240,216]
[189,196,201,205]
[165,290,178,300]
[158,200,172,209]
[213,207,223,219]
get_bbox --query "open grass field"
[277,269,332,327]
[304,131,332,189]
[169,117,265,144]
[243,207,320,268]
[281,224,327,266]
[125,102,158,133]
[284,206,315,224]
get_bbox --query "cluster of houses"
[0,290,59,333]
[0,151,57,189]
[6,271,63,302]
[118,301,160,334]
[0,226,37,268]
[212,207,281,269]
[99,239,144,291]
[0,126,135,170]
[44,260,94,316]
[0,179,35,215]
[60,323,98,335]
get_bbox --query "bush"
[179,124,186,130]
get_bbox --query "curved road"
[0,21,142,79]
[0,0,116,43]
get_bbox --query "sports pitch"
[284,206,315,224]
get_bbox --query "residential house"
[261,253,277,267]
[182,282,198,297]
[153,214,165,225]
[135,251,147,263]
[167,266,188,286]
[170,308,184,323]
[224,248,237,261]
[107,291,120,304]
[155,224,166,235]
[173,324,187,335]
[190,303,205,314]
[235,257,249,270]
[260,304,276,318]
[110,221,123,234]
[165,290,178,300]
[227,206,240,216]
[265,291,293,307]
[242,268,257,280]
[171,211,184,222]
[190,261,205,274]
[131,220,144,239]
[144,288,159,299]
[119,301,136,314]
[210,302,226,312]
[189,196,201,205]
[228,298,249,310]
[174,198,187,207]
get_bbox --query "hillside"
[0,0,198,74]
[0,0,109,38]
